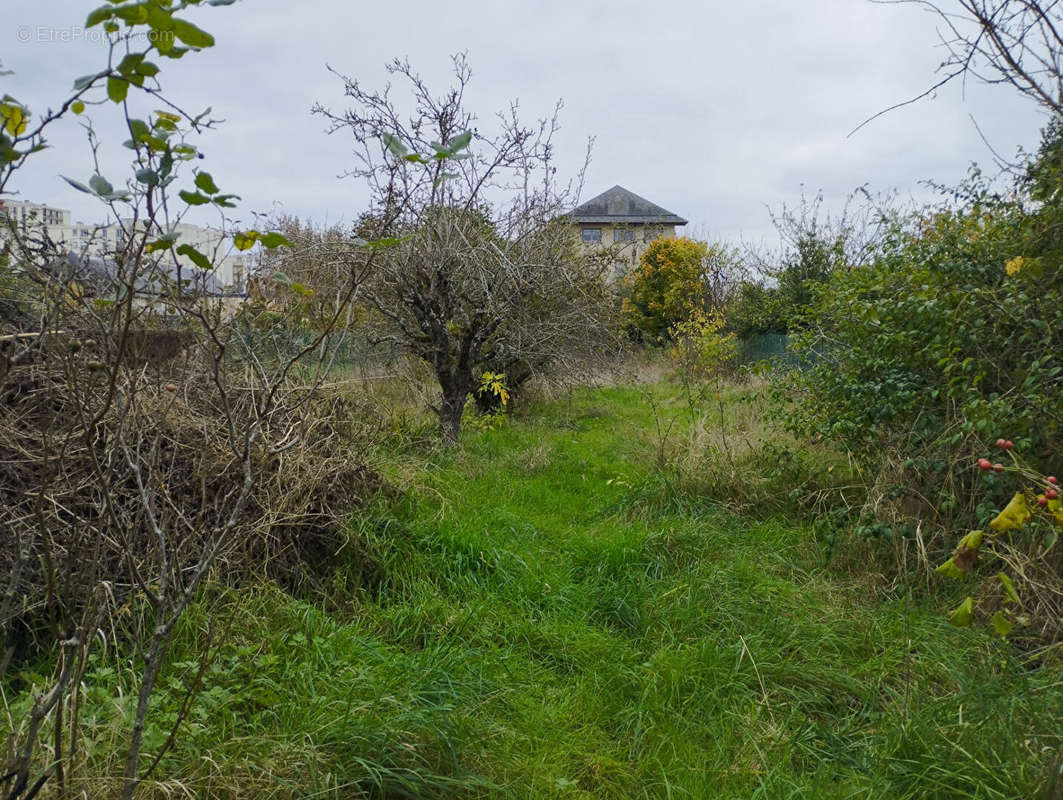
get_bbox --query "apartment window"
[581,228,601,244]
[613,227,634,243]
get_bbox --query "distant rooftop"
[569,185,687,226]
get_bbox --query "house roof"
[569,185,687,226]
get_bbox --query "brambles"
[932,442,1061,640]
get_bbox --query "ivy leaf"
[194,171,219,194]
[179,190,211,206]
[176,243,212,270]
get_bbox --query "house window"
[581,228,601,243]
[613,228,634,243]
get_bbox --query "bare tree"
[859,0,1063,134]
[314,55,616,441]
[1,7,374,799]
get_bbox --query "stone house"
[569,185,687,277]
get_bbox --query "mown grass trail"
[135,385,1061,798]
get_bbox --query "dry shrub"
[978,540,1063,649]
[0,328,380,664]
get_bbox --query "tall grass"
[10,382,1061,798]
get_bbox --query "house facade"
[569,185,687,277]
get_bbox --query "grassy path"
[151,385,1060,798]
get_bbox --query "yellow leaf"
[0,102,28,136]
[948,596,974,627]
[988,492,1029,532]
[935,558,964,580]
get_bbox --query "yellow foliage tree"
[621,236,708,342]
[669,309,736,384]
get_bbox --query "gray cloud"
[3,0,1047,248]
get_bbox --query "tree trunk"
[438,373,471,443]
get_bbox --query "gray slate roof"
[569,185,687,226]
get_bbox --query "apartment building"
[0,199,246,292]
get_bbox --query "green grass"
[35,384,1063,798]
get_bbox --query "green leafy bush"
[775,127,1063,639]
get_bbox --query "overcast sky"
[2,0,1049,248]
